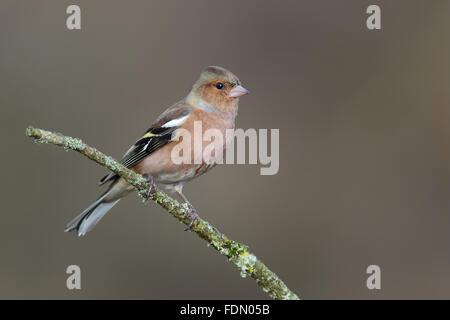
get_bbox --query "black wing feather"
[98,106,191,185]
[120,131,173,168]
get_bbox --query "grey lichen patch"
[62,136,84,151]
[26,127,47,144]
[235,252,257,278]
[25,126,33,137]
[282,292,298,300]
[103,155,121,171]
[25,126,40,139]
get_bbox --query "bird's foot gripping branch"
[25,126,299,300]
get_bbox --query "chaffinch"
[65,66,249,236]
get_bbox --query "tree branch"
[25,126,300,300]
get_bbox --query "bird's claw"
[143,174,156,199]
[182,204,200,231]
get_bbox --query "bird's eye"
[215,82,224,90]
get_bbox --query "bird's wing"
[99,103,192,185]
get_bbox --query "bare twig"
[25,126,300,300]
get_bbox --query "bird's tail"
[64,188,120,236]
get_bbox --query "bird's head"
[187,66,249,112]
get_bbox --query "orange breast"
[133,109,235,185]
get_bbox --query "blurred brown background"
[1,0,449,299]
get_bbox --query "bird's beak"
[229,85,249,98]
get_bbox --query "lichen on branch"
[25,125,300,300]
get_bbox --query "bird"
[65,66,249,236]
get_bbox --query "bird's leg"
[175,189,200,230]
[143,174,156,198]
